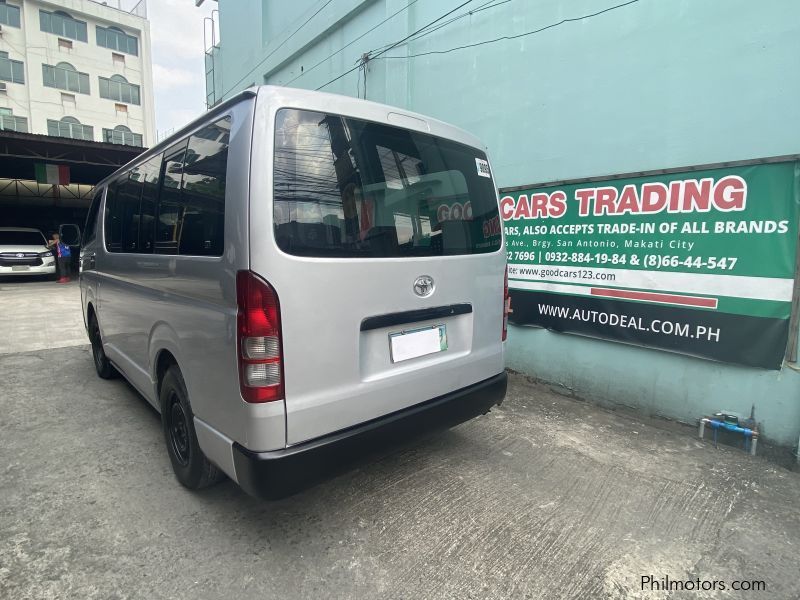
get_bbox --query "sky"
[147,0,217,140]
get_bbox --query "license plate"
[389,324,447,363]
[11,265,30,271]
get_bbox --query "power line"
[368,0,510,55]
[218,0,335,101]
[315,0,475,91]
[284,0,422,87]
[351,0,509,99]
[374,0,641,60]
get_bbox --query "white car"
[0,227,56,278]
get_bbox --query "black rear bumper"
[232,372,507,500]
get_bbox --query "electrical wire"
[374,0,641,60]
[284,0,422,87]
[368,0,510,55]
[218,0,335,100]
[315,0,475,91]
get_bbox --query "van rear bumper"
[232,371,507,500]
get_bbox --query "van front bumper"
[232,372,507,500]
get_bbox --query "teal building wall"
[208,0,800,447]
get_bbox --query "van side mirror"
[59,224,82,246]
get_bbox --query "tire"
[88,314,117,379]
[160,365,223,490]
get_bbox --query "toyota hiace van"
[80,86,508,498]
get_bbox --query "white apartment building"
[0,0,154,147]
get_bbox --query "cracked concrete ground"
[1,282,800,599]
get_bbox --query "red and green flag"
[35,163,70,185]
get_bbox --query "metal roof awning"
[0,130,146,185]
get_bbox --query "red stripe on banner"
[590,287,718,309]
[58,165,70,185]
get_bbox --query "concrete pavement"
[2,342,800,598]
[1,279,800,599]
[0,278,85,354]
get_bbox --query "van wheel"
[160,365,223,490]
[88,315,117,379]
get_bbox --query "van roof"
[95,85,488,189]
[253,85,487,151]
[94,88,257,189]
[0,227,43,232]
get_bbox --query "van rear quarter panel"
[94,97,286,454]
[170,97,286,452]
[249,88,506,446]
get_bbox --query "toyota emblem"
[413,275,435,298]
[16,253,24,258]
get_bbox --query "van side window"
[153,117,230,256]
[103,181,120,252]
[84,187,103,244]
[137,153,162,253]
[116,172,144,252]
[102,156,162,254]
[179,118,230,256]
[155,141,188,255]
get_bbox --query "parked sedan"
[0,228,56,278]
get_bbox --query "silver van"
[80,86,508,499]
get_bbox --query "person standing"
[47,232,72,283]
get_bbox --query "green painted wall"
[210,0,800,446]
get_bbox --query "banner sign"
[501,161,800,369]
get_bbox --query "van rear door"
[251,107,505,446]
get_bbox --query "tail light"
[502,265,510,341]
[236,271,284,402]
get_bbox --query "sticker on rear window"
[476,158,491,178]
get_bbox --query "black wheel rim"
[167,393,190,467]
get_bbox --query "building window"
[96,26,138,56]
[103,125,143,147]
[0,107,27,132]
[0,1,21,28]
[43,62,90,94]
[99,74,140,105]
[0,51,24,84]
[40,10,88,42]
[47,116,93,141]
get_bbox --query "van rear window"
[273,108,502,257]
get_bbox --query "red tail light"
[502,265,510,341]
[236,271,284,402]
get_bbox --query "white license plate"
[389,325,447,363]
[11,265,30,271]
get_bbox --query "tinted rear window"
[273,108,502,257]
[0,231,46,246]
